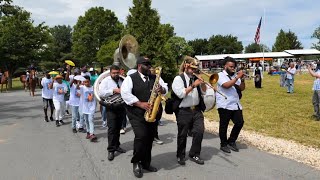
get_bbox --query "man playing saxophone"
[172,56,207,166]
[99,65,126,161]
[121,57,167,178]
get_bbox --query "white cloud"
[13,0,320,49]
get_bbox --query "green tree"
[245,43,270,53]
[0,7,51,87]
[286,30,303,49]
[50,25,73,62]
[154,36,193,85]
[207,35,243,54]
[312,26,320,50]
[72,7,123,66]
[96,40,119,66]
[188,38,209,56]
[126,0,161,59]
[272,29,303,52]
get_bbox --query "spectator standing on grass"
[307,63,320,121]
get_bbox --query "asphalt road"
[1,90,320,180]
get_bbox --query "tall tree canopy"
[312,26,320,50]
[72,7,123,66]
[245,43,270,53]
[126,0,176,81]
[0,7,50,86]
[154,36,193,85]
[188,38,209,56]
[50,25,73,62]
[207,35,243,54]
[272,29,303,52]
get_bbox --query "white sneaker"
[76,121,80,129]
[120,129,125,134]
[154,138,164,145]
[102,121,107,128]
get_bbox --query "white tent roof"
[284,49,320,55]
[195,52,293,61]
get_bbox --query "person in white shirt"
[172,56,207,166]
[51,75,68,127]
[216,56,245,153]
[121,57,167,178]
[77,76,97,142]
[41,71,54,122]
[286,62,296,93]
[307,63,320,121]
[99,65,126,161]
[69,79,81,133]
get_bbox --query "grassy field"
[204,72,320,148]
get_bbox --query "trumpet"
[193,70,227,99]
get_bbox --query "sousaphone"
[94,34,139,103]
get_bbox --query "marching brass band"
[42,35,247,178]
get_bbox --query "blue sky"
[14,0,320,50]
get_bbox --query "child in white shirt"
[52,75,68,127]
[77,76,97,142]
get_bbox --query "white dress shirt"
[216,70,242,110]
[41,77,53,99]
[98,76,123,98]
[286,67,296,79]
[121,71,168,105]
[127,69,137,76]
[172,72,204,108]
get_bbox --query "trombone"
[193,70,227,99]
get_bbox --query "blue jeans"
[79,108,85,129]
[83,113,95,134]
[71,105,80,129]
[286,78,294,93]
[102,106,107,123]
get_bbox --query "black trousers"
[106,109,126,152]
[255,79,262,88]
[127,110,156,167]
[218,108,244,146]
[176,108,204,158]
[154,105,163,139]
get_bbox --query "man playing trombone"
[172,56,207,165]
[216,56,245,153]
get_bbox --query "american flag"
[254,17,262,44]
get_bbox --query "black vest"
[126,72,156,116]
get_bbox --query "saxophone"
[144,67,164,122]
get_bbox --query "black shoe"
[50,117,54,121]
[44,116,49,122]
[59,120,65,125]
[56,120,60,127]
[72,128,77,133]
[78,128,84,132]
[133,163,143,178]
[116,147,126,153]
[189,155,204,165]
[177,157,186,165]
[108,152,114,161]
[220,145,231,153]
[228,142,239,152]
[142,165,158,172]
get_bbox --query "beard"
[226,68,235,76]
[141,67,150,76]
[111,75,120,81]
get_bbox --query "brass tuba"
[93,35,139,104]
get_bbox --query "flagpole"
[262,9,265,72]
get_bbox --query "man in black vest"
[172,56,207,165]
[121,57,167,178]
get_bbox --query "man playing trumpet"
[216,56,245,153]
[172,56,207,165]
